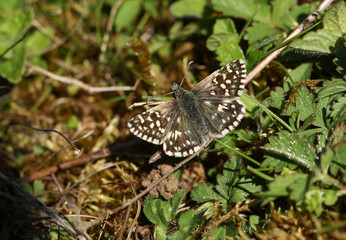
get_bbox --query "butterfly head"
[171,82,185,98]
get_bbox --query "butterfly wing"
[192,59,246,97]
[163,112,210,157]
[128,100,178,145]
[198,98,245,138]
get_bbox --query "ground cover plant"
[0,0,345,239]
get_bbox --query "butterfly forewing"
[192,59,246,97]
[128,100,177,145]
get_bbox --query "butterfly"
[128,59,246,157]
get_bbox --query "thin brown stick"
[245,0,334,85]
[27,64,135,93]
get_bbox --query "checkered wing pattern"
[128,100,177,145]
[128,59,247,157]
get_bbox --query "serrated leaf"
[229,177,261,203]
[0,8,33,54]
[25,27,53,56]
[284,86,315,121]
[316,79,346,101]
[167,210,201,240]
[212,0,271,24]
[261,172,309,203]
[215,160,240,200]
[114,0,142,31]
[170,189,187,221]
[330,96,346,125]
[245,23,280,44]
[191,183,226,202]
[263,131,317,170]
[304,189,324,216]
[143,196,170,230]
[210,223,237,240]
[215,37,244,66]
[170,0,209,18]
[270,86,285,109]
[272,0,296,26]
[285,63,312,86]
[290,1,346,54]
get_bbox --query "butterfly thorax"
[171,82,209,138]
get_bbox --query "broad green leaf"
[170,189,188,221]
[213,18,237,35]
[114,0,142,31]
[316,79,346,101]
[170,0,209,18]
[25,27,53,55]
[261,172,309,203]
[285,63,312,86]
[210,223,237,240]
[324,190,338,206]
[269,87,285,109]
[249,215,259,231]
[229,177,261,203]
[272,0,296,27]
[0,8,33,54]
[191,183,225,202]
[215,37,244,66]
[215,160,239,200]
[290,1,346,54]
[1,44,27,83]
[212,0,271,24]
[330,96,346,125]
[263,131,317,170]
[245,23,280,44]
[167,210,201,240]
[304,189,324,216]
[143,196,170,230]
[284,86,315,121]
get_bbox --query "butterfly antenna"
[180,61,194,87]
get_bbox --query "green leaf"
[289,1,346,54]
[215,37,244,66]
[170,189,188,221]
[245,23,280,44]
[269,86,285,109]
[114,0,142,31]
[191,183,225,202]
[272,0,296,24]
[170,0,209,18]
[284,86,316,123]
[324,189,338,206]
[25,27,53,56]
[143,196,170,230]
[285,63,312,86]
[210,223,237,239]
[330,96,346,125]
[215,160,240,200]
[262,131,317,170]
[261,172,309,203]
[229,177,261,203]
[0,8,33,54]
[304,189,324,216]
[212,0,271,24]
[249,215,259,231]
[0,44,26,83]
[316,79,346,101]
[167,210,201,240]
